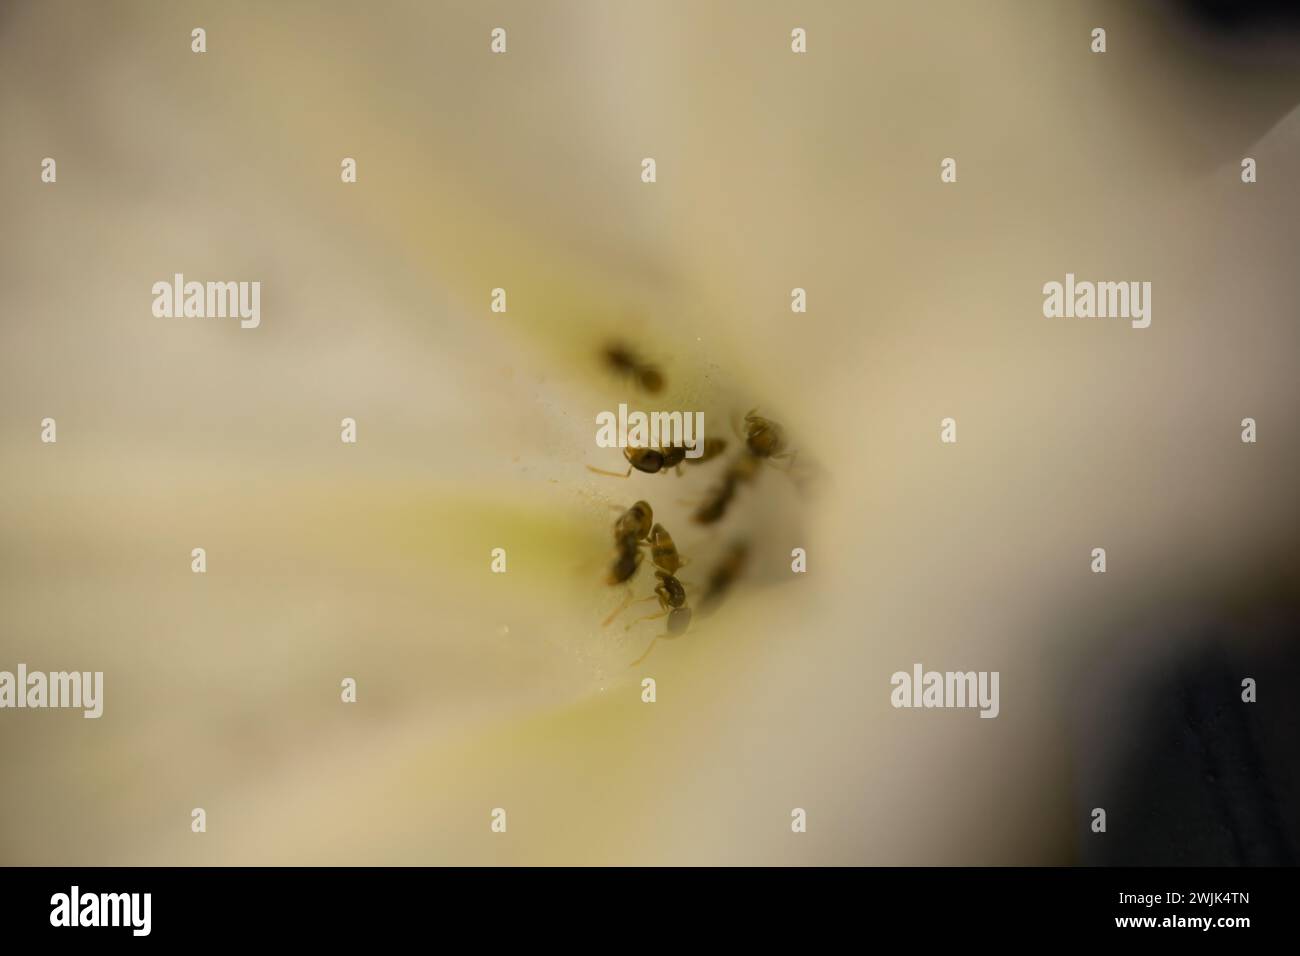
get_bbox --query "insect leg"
[601,588,637,627]
[629,636,660,667]
[586,465,633,478]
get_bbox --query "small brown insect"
[648,522,685,575]
[651,569,687,610]
[605,519,686,624]
[603,342,663,393]
[693,476,737,525]
[742,409,789,459]
[606,532,643,586]
[587,439,727,479]
[587,447,664,478]
[699,540,749,615]
[614,499,653,540]
[622,569,688,628]
[605,501,654,588]
[692,450,761,524]
[627,570,694,666]
[603,518,696,663]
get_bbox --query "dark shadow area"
[1081,617,1299,865]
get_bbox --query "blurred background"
[1,0,1297,865]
